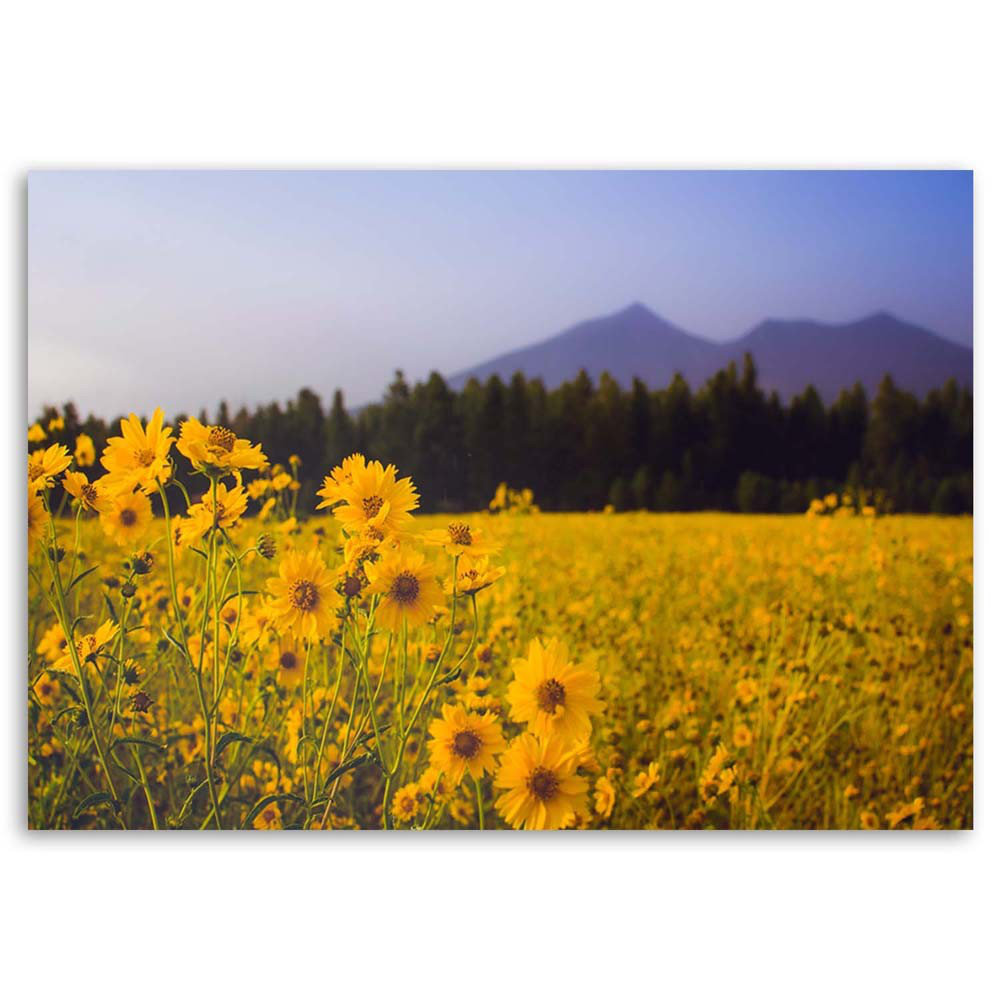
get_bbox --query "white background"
[3,2,995,997]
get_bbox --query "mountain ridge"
[445,304,972,401]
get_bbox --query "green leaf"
[66,564,99,593]
[243,793,304,829]
[73,791,114,819]
[323,753,373,789]
[214,730,253,761]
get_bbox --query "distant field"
[29,505,972,830]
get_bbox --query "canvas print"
[27,170,972,830]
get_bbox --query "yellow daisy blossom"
[633,761,661,798]
[177,417,268,473]
[315,453,369,510]
[28,443,72,492]
[265,547,340,641]
[594,776,616,818]
[62,471,110,513]
[99,408,174,495]
[506,637,604,743]
[74,433,96,467]
[495,733,589,831]
[423,520,499,558]
[100,490,153,548]
[28,422,47,443]
[428,702,505,785]
[52,620,119,675]
[329,458,419,540]
[366,547,444,631]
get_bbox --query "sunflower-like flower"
[316,453,369,511]
[175,477,249,547]
[177,417,268,474]
[366,547,444,631]
[428,702,505,785]
[423,520,499,558]
[99,408,174,495]
[52,620,119,675]
[62,471,110,514]
[100,490,153,548]
[506,637,604,744]
[32,671,61,707]
[28,422,47,443]
[391,783,424,824]
[74,433,96,468]
[273,638,306,688]
[494,733,589,831]
[326,458,419,540]
[265,547,340,641]
[448,555,506,596]
[28,489,45,551]
[594,776,616,818]
[28,443,72,492]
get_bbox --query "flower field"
[27,413,973,830]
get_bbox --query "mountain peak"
[446,306,971,401]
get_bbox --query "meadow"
[27,414,973,830]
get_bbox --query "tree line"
[34,355,973,514]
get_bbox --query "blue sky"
[28,170,972,419]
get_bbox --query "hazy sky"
[28,170,972,420]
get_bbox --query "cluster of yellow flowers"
[28,410,610,830]
[27,410,972,830]
[806,490,878,518]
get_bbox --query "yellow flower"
[732,722,753,748]
[100,490,153,547]
[74,433,96,467]
[48,415,65,432]
[495,733,589,831]
[271,472,292,491]
[699,743,738,804]
[859,810,880,830]
[633,761,661,798]
[423,521,499,558]
[33,671,61,707]
[367,547,444,631]
[175,478,249,547]
[52,620,119,675]
[594,776,616,818]
[99,408,174,495]
[37,623,69,663]
[28,489,45,551]
[265,547,340,641]
[391,783,423,824]
[28,443,72,492]
[177,417,267,473]
[506,637,604,743]
[62,471,110,513]
[428,702,505,785]
[328,458,419,540]
[247,478,271,500]
[315,453,369,510]
[253,803,283,830]
[449,555,506,596]
[273,639,306,688]
[28,422,47,443]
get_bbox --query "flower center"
[81,483,99,506]
[528,766,560,802]
[279,651,298,671]
[288,579,319,611]
[536,678,566,714]
[447,522,473,546]
[389,571,420,605]
[119,507,138,527]
[40,683,52,696]
[451,729,482,759]
[361,495,385,520]
[28,461,44,481]
[208,426,236,454]
[134,448,155,466]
